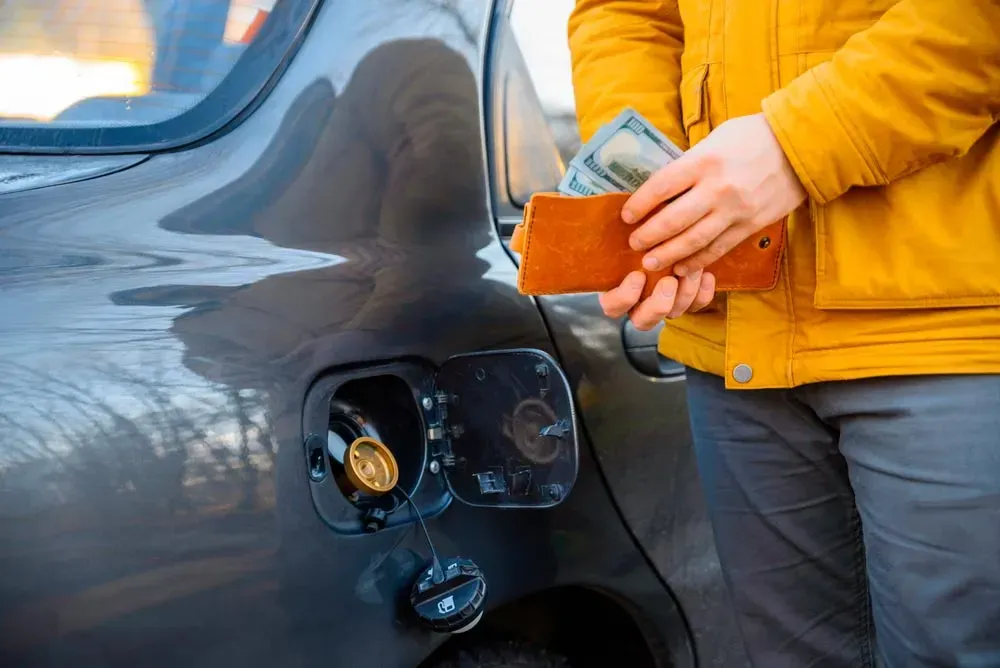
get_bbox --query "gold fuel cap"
[345,437,399,495]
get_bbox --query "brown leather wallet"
[509,192,785,299]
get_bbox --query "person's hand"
[622,113,806,277]
[599,270,716,331]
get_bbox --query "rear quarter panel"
[0,1,688,666]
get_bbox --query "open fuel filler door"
[425,349,578,508]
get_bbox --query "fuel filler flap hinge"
[424,390,464,469]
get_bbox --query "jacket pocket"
[680,64,711,147]
[814,127,1000,309]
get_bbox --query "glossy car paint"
[0,1,744,667]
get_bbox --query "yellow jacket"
[569,0,1000,389]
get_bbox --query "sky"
[510,0,576,113]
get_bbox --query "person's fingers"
[629,276,679,330]
[598,271,646,318]
[689,272,717,312]
[628,184,715,256]
[666,270,704,319]
[621,154,702,225]
[641,212,729,275]
[674,225,752,276]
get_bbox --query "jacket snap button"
[732,364,753,384]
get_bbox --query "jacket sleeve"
[568,0,686,147]
[762,0,1000,205]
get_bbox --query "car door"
[0,1,692,667]
[484,2,747,666]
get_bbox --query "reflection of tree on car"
[112,45,541,651]
[150,36,529,389]
[133,37,554,665]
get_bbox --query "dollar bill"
[557,165,607,197]
[569,107,684,194]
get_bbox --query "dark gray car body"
[0,1,744,666]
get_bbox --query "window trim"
[483,0,577,225]
[0,0,323,155]
[482,0,520,222]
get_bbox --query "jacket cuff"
[761,66,885,205]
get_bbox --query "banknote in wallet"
[511,107,786,297]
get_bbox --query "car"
[0,1,746,666]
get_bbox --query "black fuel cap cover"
[410,557,487,634]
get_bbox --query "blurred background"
[0,0,579,161]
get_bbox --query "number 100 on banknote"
[558,107,685,197]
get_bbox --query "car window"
[507,0,579,164]
[0,0,315,152]
[489,0,578,209]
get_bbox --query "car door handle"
[622,320,686,378]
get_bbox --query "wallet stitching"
[519,202,606,295]
[517,202,539,292]
[520,197,785,294]
[719,222,785,290]
[764,229,785,289]
[520,198,616,295]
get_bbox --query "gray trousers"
[685,369,1000,668]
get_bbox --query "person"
[567,1,1000,666]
